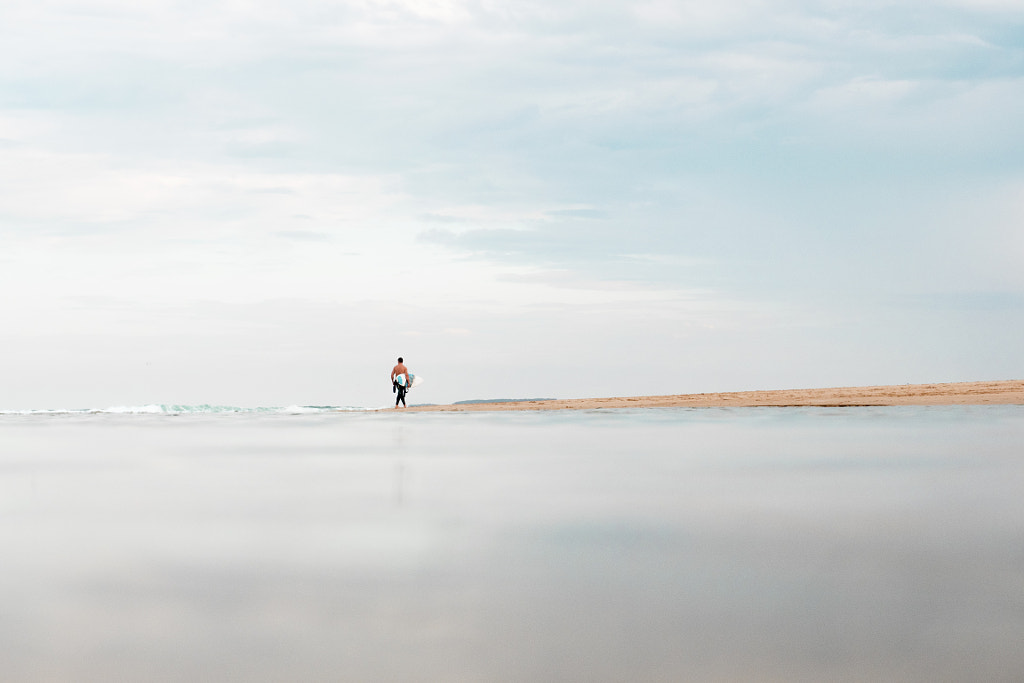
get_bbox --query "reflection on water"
[1,406,1022,681]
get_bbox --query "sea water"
[1,406,1022,682]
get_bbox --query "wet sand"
[406,379,1024,412]
[5,402,1023,681]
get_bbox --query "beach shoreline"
[402,380,1024,412]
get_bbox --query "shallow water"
[1,406,1022,682]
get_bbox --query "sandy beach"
[407,379,1024,412]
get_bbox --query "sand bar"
[405,380,1024,412]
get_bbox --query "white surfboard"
[395,373,425,389]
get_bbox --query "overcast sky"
[1,0,1022,408]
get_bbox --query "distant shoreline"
[402,380,1024,412]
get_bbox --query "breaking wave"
[0,404,377,416]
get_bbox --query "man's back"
[391,358,410,408]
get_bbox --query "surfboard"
[395,374,424,389]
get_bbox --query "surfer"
[391,357,410,408]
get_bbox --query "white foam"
[0,404,375,416]
[101,405,166,414]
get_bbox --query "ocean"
[2,405,1022,681]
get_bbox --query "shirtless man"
[391,357,410,408]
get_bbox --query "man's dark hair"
[398,357,403,363]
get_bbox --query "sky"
[1,0,1022,408]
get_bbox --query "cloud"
[0,148,404,232]
[0,0,1022,405]
[275,230,331,242]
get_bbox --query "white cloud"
[941,0,1024,10]
[808,75,920,108]
[0,149,404,228]
[0,0,1022,405]
[800,75,1024,150]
